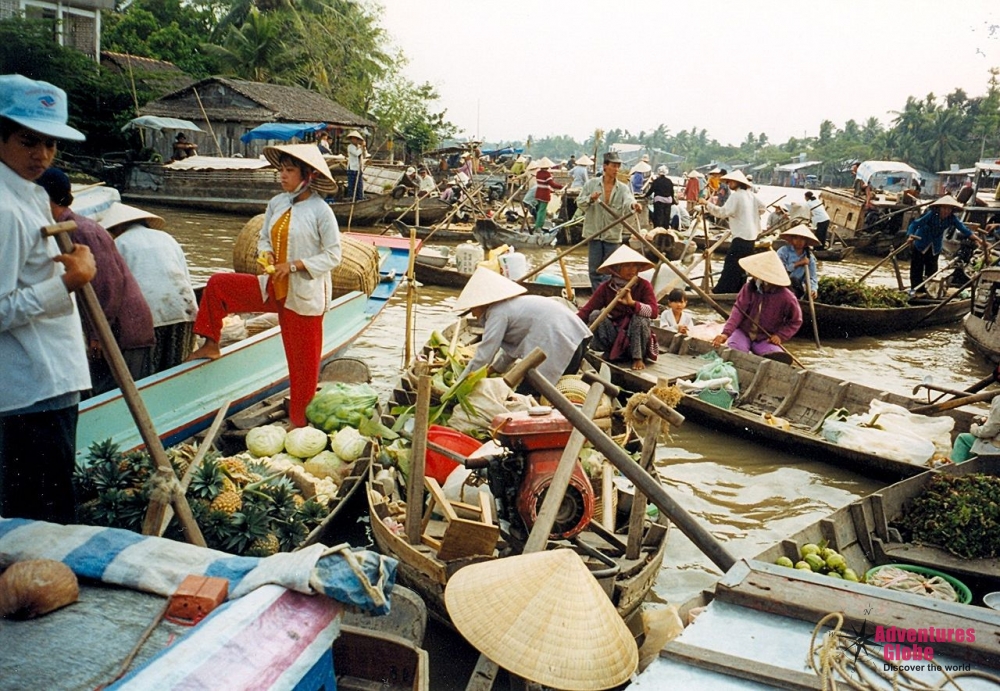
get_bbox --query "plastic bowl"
[425,425,482,484]
[864,564,972,604]
[984,592,1000,611]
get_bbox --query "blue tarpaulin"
[482,146,523,158]
[240,122,327,144]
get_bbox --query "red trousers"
[194,273,322,427]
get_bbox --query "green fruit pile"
[774,542,860,582]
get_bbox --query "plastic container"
[697,388,735,410]
[863,564,972,604]
[498,251,527,280]
[534,273,565,286]
[455,242,484,275]
[425,425,483,483]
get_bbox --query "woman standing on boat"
[648,166,675,229]
[711,251,802,359]
[189,144,341,428]
[532,157,563,231]
[905,195,983,295]
[345,130,366,201]
[576,246,659,371]
[699,170,766,294]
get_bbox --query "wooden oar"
[911,237,1000,327]
[404,362,431,545]
[855,241,911,284]
[588,276,639,333]
[43,221,205,546]
[803,255,822,350]
[558,257,575,302]
[910,388,1000,416]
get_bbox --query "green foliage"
[816,276,909,308]
[896,473,1000,559]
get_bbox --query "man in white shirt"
[700,170,766,293]
[804,191,831,248]
[345,129,366,201]
[417,168,437,197]
[0,75,95,522]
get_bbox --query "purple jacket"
[59,209,155,350]
[722,282,802,342]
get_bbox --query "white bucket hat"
[263,143,337,195]
[454,267,527,313]
[100,202,166,232]
[0,74,85,141]
[598,245,655,274]
[739,250,791,287]
[688,170,704,179]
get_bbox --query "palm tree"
[205,9,295,83]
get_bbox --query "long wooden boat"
[637,456,1000,687]
[76,234,412,463]
[471,218,561,250]
[369,320,669,631]
[593,325,988,482]
[964,265,1000,363]
[819,185,921,256]
[333,626,430,691]
[393,221,477,243]
[413,258,593,299]
[685,292,971,339]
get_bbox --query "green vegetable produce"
[895,473,1000,560]
[305,382,379,433]
[303,450,347,481]
[827,572,843,579]
[284,427,329,459]
[804,554,826,572]
[330,427,367,462]
[775,557,794,568]
[800,543,821,558]
[245,425,287,457]
[795,561,812,571]
[842,569,860,582]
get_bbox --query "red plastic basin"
[425,425,482,483]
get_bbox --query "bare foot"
[632,359,646,371]
[187,340,222,361]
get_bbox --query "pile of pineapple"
[75,439,330,557]
[774,541,861,582]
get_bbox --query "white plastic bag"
[447,377,534,436]
[820,399,954,464]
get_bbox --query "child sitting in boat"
[776,225,820,299]
[660,289,695,335]
[577,246,659,371]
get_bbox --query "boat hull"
[964,265,1000,363]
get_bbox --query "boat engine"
[488,408,595,545]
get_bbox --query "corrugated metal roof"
[774,160,821,172]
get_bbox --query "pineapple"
[249,533,281,556]
[190,458,226,500]
[210,489,243,515]
[220,456,249,480]
[225,504,272,555]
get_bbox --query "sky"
[376,1,1000,148]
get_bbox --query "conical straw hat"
[454,267,527,313]
[779,224,820,246]
[930,194,964,209]
[527,156,555,171]
[739,250,790,286]
[598,244,655,274]
[576,154,593,166]
[100,202,166,232]
[263,143,338,196]
[344,130,365,142]
[630,161,652,174]
[444,550,638,689]
[720,169,751,187]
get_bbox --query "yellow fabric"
[270,208,292,300]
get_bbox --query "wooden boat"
[592,325,987,482]
[638,456,1000,687]
[412,259,592,299]
[471,218,561,250]
[393,221,477,243]
[76,234,412,463]
[333,626,430,691]
[770,238,855,262]
[964,265,1000,363]
[819,185,922,256]
[368,320,669,631]
[684,292,971,339]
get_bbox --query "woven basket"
[592,479,618,526]
[232,214,380,298]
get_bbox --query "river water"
[143,199,992,686]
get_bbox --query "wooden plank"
[736,358,773,406]
[662,640,822,690]
[714,560,1000,666]
[773,370,810,418]
[848,501,874,561]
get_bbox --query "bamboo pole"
[803,257,822,350]
[588,276,639,333]
[191,87,222,157]
[404,364,431,545]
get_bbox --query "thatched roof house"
[101,52,194,98]
[139,76,376,158]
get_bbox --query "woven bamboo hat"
[687,170,704,179]
[739,250,791,286]
[454,267,527,313]
[598,245,655,274]
[779,225,820,246]
[630,161,652,174]
[263,143,337,196]
[345,130,365,142]
[444,550,637,689]
[100,202,166,232]
[528,156,555,171]
[576,154,593,166]
[931,194,964,210]
[720,169,752,188]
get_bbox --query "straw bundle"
[232,214,379,298]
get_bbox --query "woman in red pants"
[189,144,341,426]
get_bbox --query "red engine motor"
[491,408,595,540]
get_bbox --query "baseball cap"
[0,74,85,141]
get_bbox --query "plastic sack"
[694,351,739,395]
[447,377,534,436]
[820,399,955,464]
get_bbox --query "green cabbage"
[305,382,379,433]
[330,427,367,462]
[245,424,287,457]
[304,450,347,481]
[284,427,329,458]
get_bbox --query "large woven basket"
[232,214,380,298]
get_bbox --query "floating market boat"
[391,220,477,243]
[76,234,412,464]
[412,258,592,300]
[331,195,452,228]
[368,320,669,631]
[471,218,561,250]
[964,265,1000,363]
[593,326,989,482]
[635,456,1000,688]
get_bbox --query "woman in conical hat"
[711,250,802,361]
[188,143,342,427]
[776,225,820,299]
[698,167,766,294]
[576,245,659,371]
[906,194,984,294]
[456,268,591,387]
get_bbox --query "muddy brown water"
[147,202,991,688]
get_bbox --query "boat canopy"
[856,160,919,185]
[122,116,204,133]
[240,122,327,144]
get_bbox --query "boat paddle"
[911,237,1000,327]
[910,388,1000,416]
[588,276,639,333]
[42,221,205,546]
[803,254,823,350]
[855,240,911,285]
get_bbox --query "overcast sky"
[376,1,1000,147]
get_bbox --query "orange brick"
[165,575,229,625]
